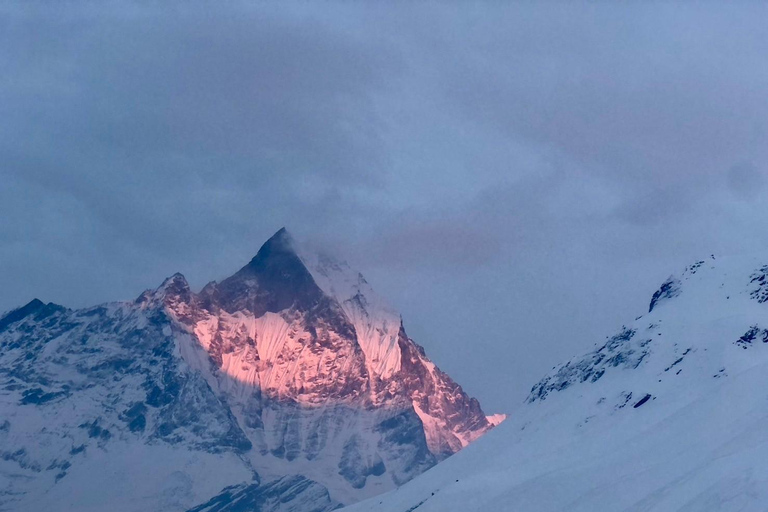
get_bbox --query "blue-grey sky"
[2,3,768,413]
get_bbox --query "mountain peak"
[0,299,45,332]
[216,227,323,315]
[135,273,192,308]
[0,299,65,333]
[158,273,191,295]
[272,226,290,239]
[245,227,297,269]
[23,298,45,310]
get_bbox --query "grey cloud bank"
[2,2,767,412]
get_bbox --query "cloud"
[2,2,768,412]
[0,3,401,298]
[727,162,765,201]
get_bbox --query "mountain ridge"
[0,228,499,511]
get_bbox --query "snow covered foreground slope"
[0,229,498,511]
[345,256,768,512]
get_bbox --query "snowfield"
[345,255,768,512]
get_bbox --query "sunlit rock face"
[0,228,499,512]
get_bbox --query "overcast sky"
[2,3,768,413]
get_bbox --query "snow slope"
[345,255,768,512]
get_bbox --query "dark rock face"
[735,325,768,348]
[0,299,66,333]
[649,276,682,312]
[528,326,651,403]
[749,265,768,303]
[633,393,652,408]
[373,410,436,486]
[186,476,340,512]
[338,435,387,489]
[215,228,326,317]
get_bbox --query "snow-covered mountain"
[345,255,768,512]
[0,228,499,512]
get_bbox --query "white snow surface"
[297,248,403,380]
[345,255,768,512]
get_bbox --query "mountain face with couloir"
[345,255,768,512]
[0,228,500,512]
